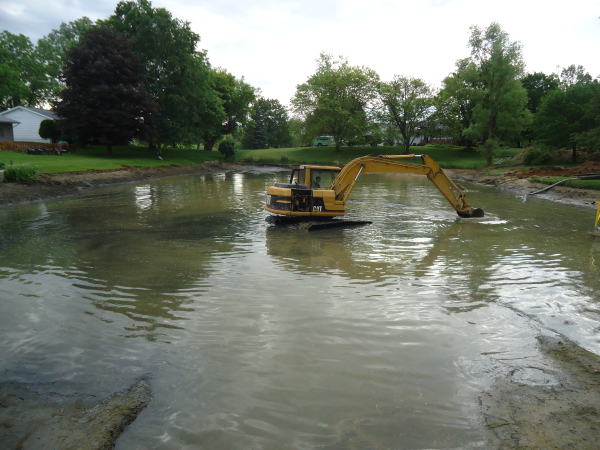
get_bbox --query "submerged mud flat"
[0,379,151,450]
[482,335,600,449]
[1,171,599,449]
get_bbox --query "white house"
[0,106,57,143]
[0,116,20,142]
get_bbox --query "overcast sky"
[2,0,599,106]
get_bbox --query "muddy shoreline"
[0,162,288,207]
[446,168,599,209]
[0,162,597,209]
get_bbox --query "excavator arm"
[329,154,484,218]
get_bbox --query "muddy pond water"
[1,170,599,449]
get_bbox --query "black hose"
[523,172,600,201]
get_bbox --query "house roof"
[0,106,57,120]
[0,116,20,124]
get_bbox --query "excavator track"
[265,216,372,231]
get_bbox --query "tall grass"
[4,164,39,182]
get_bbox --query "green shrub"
[218,141,236,158]
[523,148,553,165]
[280,156,290,164]
[4,164,39,182]
[38,119,62,143]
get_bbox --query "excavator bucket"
[457,208,485,218]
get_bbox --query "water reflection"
[0,174,262,342]
[135,184,153,212]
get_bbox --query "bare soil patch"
[507,161,600,179]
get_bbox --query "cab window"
[289,169,306,185]
[310,169,340,188]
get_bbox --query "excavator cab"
[267,165,343,216]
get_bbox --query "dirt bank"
[482,335,600,449]
[447,167,600,208]
[0,162,288,206]
[0,378,152,449]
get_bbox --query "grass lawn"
[0,143,561,175]
[0,146,227,174]
[530,176,600,191]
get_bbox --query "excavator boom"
[265,154,483,220]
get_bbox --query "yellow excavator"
[265,154,483,229]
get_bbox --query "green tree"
[380,75,436,154]
[519,72,559,146]
[55,26,157,156]
[437,59,479,149]
[575,83,600,151]
[38,119,62,143]
[261,98,292,148]
[461,22,529,165]
[36,17,95,104]
[201,68,255,151]
[292,53,380,152]
[107,0,218,156]
[533,82,597,162]
[522,72,559,114]
[243,97,291,149]
[241,115,268,149]
[288,117,310,147]
[0,31,46,109]
[558,64,593,87]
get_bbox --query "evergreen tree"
[55,26,156,155]
[242,101,269,149]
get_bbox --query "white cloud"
[1,0,598,105]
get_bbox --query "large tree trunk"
[197,138,202,150]
[486,112,495,166]
[204,136,219,151]
[333,143,341,153]
[572,144,577,163]
[156,139,163,159]
[485,140,493,166]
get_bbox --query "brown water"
[0,171,599,449]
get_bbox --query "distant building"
[0,106,57,143]
[0,116,20,142]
